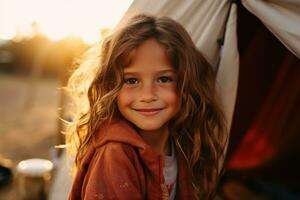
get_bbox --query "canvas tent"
[123,0,300,145]
[49,1,300,199]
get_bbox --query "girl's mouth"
[133,108,164,116]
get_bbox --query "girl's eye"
[157,76,173,83]
[124,78,139,85]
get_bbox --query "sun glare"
[0,0,133,43]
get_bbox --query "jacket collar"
[93,118,146,149]
[93,118,163,170]
[92,118,194,199]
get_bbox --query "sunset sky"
[0,0,133,43]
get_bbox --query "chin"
[134,122,166,132]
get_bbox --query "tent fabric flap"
[216,3,239,140]
[242,0,300,58]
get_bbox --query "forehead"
[124,38,173,72]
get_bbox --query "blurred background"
[0,0,133,199]
[0,0,299,200]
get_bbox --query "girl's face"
[117,38,179,133]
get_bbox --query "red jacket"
[69,119,195,200]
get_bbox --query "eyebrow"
[123,68,176,75]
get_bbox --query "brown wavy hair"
[66,14,227,199]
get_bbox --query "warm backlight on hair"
[0,0,133,43]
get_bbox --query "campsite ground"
[0,73,59,199]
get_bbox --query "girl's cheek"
[160,87,179,104]
[117,87,135,104]
[120,87,134,96]
[170,85,180,103]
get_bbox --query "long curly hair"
[66,14,227,199]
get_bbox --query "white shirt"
[163,143,178,200]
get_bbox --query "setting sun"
[0,0,133,43]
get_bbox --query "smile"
[133,108,164,116]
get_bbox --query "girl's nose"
[139,83,158,103]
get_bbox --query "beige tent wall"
[216,3,239,142]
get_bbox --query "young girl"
[67,14,226,200]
